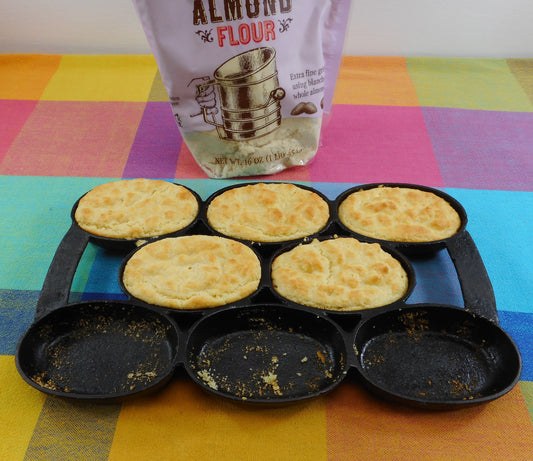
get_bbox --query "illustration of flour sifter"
[194,47,286,141]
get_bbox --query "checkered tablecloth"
[1,54,532,460]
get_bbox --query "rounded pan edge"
[15,301,181,402]
[184,304,350,404]
[353,304,522,409]
[334,183,468,257]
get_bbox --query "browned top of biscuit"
[74,179,198,239]
[122,235,261,309]
[338,186,461,242]
[271,238,408,311]
[207,183,330,242]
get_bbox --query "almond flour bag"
[133,0,351,178]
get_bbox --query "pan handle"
[35,223,90,321]
[446,230,498,323]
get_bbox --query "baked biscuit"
[207,183,329,242]
[122,235,261,309]
[338,186,461,242]
[75,179,199,239]
[271,238,408,311]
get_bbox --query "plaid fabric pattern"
[0,55,532,460]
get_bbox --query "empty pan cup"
[185,304,349,403]
[352,304,522,409]
[16,301,181,401]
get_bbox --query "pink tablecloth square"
[0,100,38,162]
[0,101,145,177]
[309,105,444,186]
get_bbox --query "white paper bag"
[133,0,351,178]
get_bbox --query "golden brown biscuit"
[338,186,461,242]
[122,235,261,309]
[271,238,408,311]
[207,183,329,242]
[75,178,198,239]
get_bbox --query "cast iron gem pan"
[15,181,522,408]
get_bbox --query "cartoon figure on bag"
[191,47,286,141]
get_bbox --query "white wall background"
[1,0,532,57]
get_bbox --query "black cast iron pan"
[14,186,195,401]
[15,181,521,408]
[182,303,521,409]
[35,183,201,320]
